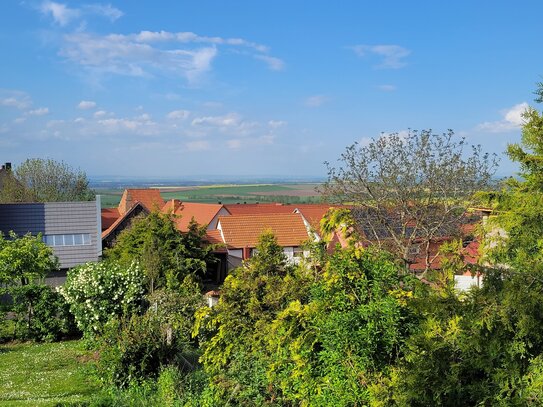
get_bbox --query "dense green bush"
[60,261,146,337]
[97,312,199,388]
[9,284,78,342]
[96,277,204,388]
[105,212,216,291]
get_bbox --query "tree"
[323,130,498,273]
[0,158,94,203]
[483,82,543,271]
[105,212,216,291]
[195,231,310,404]
[0,231,58,285]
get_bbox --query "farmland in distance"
[96,183,323,208]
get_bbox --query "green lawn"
[0,340,100,406]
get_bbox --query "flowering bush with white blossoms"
[60,260,146,336]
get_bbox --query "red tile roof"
[162,200,229,232]
[101,202,147,239]
[101,207,120,231]
[294,204,339,232]
[218,213,310,248]
[119,188,165,215]
[224,203,296,215]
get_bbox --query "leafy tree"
[267,247,415,406]
[0,232,64,343]
[195,231,311,404]
[10,284,77,342]
[105,212,216,291]
[323,130,497,273]
[388,82,543,406]
[0,231,58,285]
[0,158,94,203]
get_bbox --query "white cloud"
[82,4,123,21]
[268,120,287,129]
[131,31,268,52]
[39,1,123,26]
[191,112,241,128]
[477,102,529,133]
[378,84,397,92]
[40,1,80,26]
[94,110,108,118]
[57,30,282,83]
[13,117,27,124]
[60,33,217,83]
[304,95,329,107]
[28,107,49,116]
[167,110,190,120]
[0,90,32,109]
[350,44,411,69]
[77,100,97,110]
[186,140,210,151]
[254,55,285,71]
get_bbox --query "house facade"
[0,198,102,285]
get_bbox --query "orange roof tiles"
[218,213,310,248]
[119,188,165,215]
[224,203,296,215]
[163,200,229,232]
[294,204,338,232]
[101,207,120,231]
[102,202,147,239]
[205,229,224,244]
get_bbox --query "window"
[43,233,92,247]
[293,247,304,258]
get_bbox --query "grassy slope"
[0,340,100,406]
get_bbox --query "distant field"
[96,183,323,208]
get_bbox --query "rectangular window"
[54,235,64,246]
[44,233,92,247]
[74,234,83,245]
[64,234,74,246]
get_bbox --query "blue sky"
[1,1,542,179]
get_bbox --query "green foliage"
[105,212,215,291]
[195,231,309,404]
[9,284,78,342]
[96,277,204,388]
[60,261,146,336]
[267,248,413,406]
[0,231,58,285]
[0,158,94,203]
[196,232,415,406]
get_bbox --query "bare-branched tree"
[322,129,498,273]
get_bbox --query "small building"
[0,198,102,285]
[216,213,314,270]
[101,188,166,248]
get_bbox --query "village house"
[0,198,102,285]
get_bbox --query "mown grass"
[0,340,100,406]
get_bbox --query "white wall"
[454,275,483,291]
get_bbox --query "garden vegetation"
[2,83,543,405]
